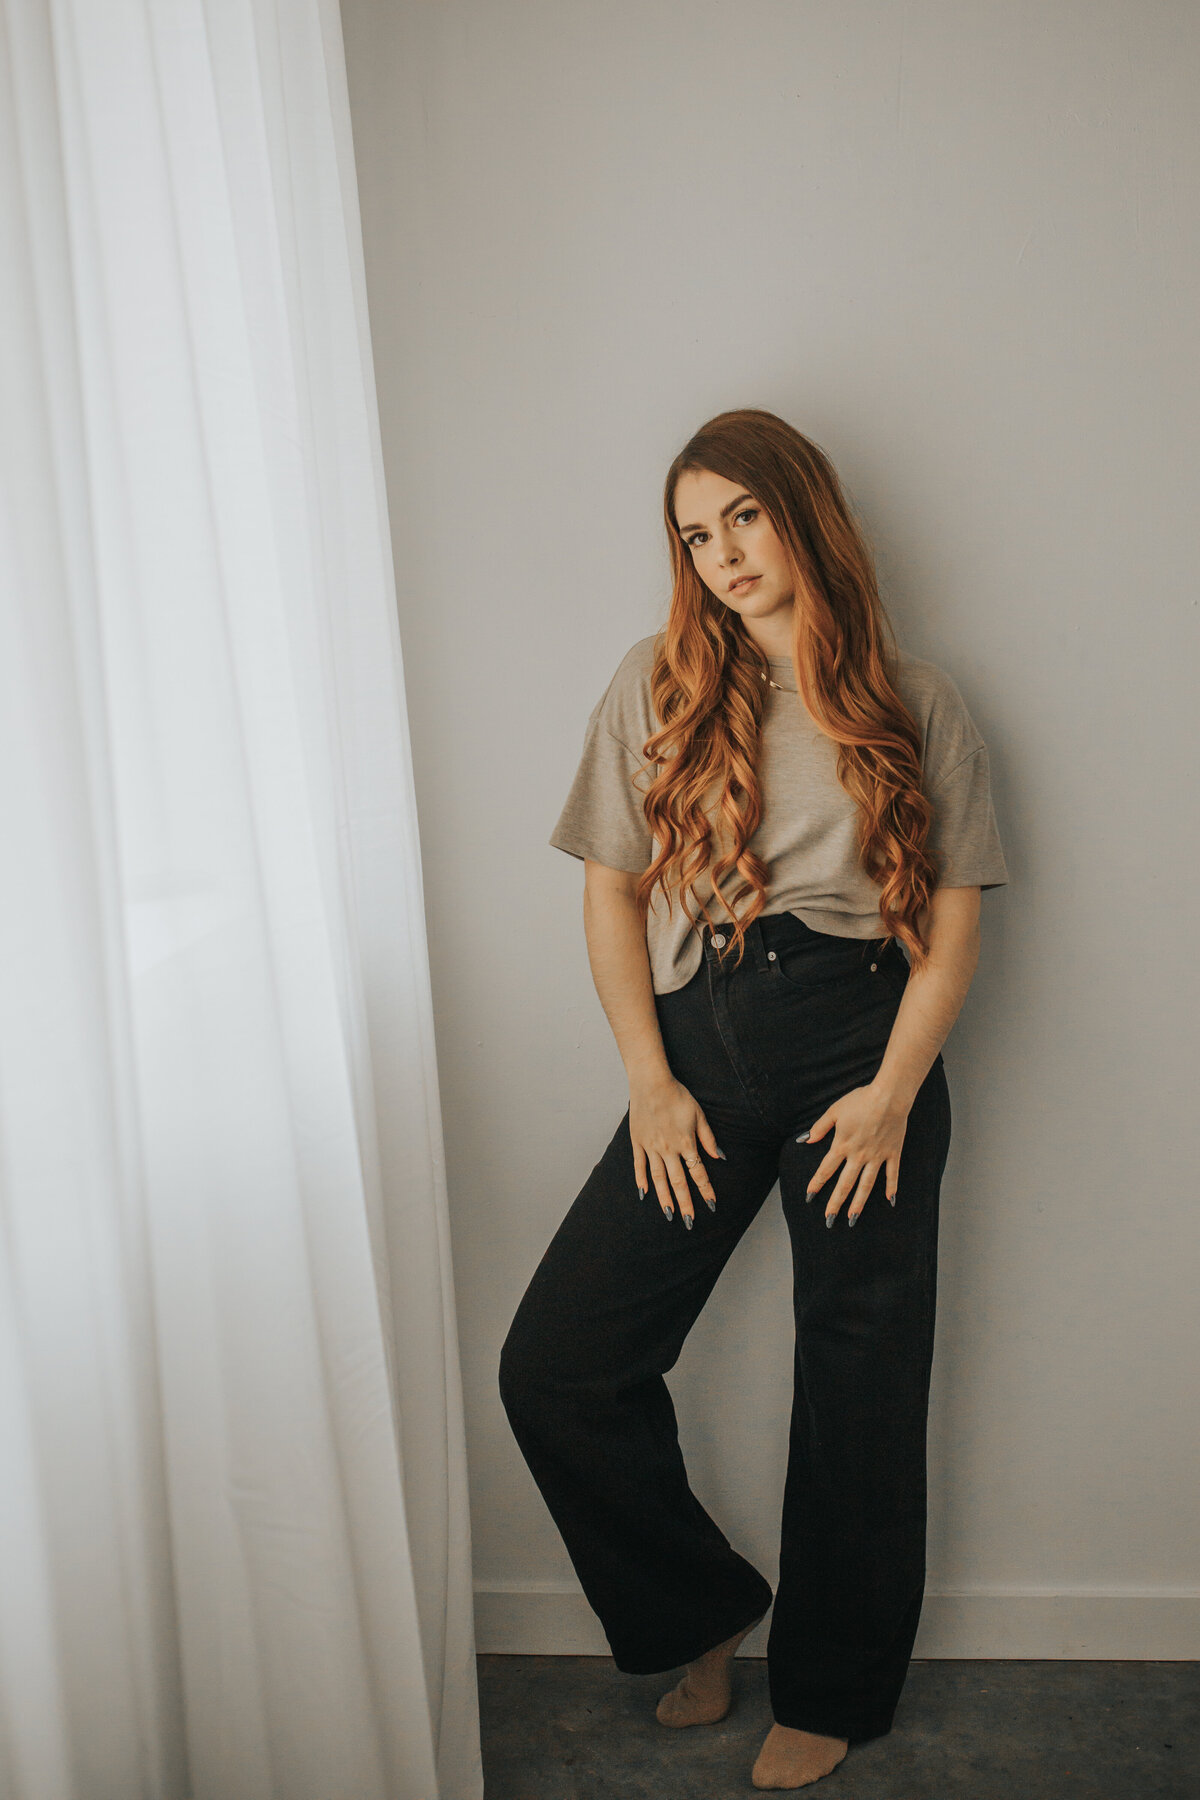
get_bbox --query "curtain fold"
[0,2,481,1796]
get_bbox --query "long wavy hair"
[631,407,940,974]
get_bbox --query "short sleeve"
[549,705,654,874]
[927,745,1010,890]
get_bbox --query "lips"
[728,575,760,594]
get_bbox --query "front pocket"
[773,939,876,994]
[877,954,910,1001]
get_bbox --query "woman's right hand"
[628,1072,724,1226]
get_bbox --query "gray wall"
[340,0,1199,1658]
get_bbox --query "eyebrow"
[677,492,758,536]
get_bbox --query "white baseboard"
[474,1581,1200,1660]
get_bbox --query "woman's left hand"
[799,1081,910,1225]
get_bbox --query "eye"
[683,507,758,550]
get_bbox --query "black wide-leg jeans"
[498,909,952,1744]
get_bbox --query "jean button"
[768,950,777,960]
[711,933,726,948]
[870,961,877,971]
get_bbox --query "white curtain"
[0,2,481,1797]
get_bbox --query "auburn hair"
[631,407,940,975]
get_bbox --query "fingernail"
[715,1148,727,1160]
[887,1193,896,1207]
[637,1185,646,1200]
[704,1196,717,1212]
[683,1213,693,1231]
[847,1212,857,1228]
[663,1204,674,1219]
[805,1190,815,1203]
[795,1130,810,1143]
[825,1213,835,1229]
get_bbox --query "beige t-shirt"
[549,632,1010,995]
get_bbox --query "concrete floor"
[477,1654,1197,1799]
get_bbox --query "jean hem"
[769,1710,895,1745]
[610,1596,774,1676]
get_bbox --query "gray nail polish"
[683,1213,693,1231]
[825,1213,835,1229]
[663,1204,674,1219]
[887,1194,896,1207]
[847,1212,857,1227]
[795,1130,810,1143]
[637,1185,646,1199]
[704,1196,716,1212]
[715,1148,727,1160]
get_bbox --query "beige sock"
[655,1618,762,1728]
[750,1722,849,1790]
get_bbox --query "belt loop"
[747,916,770,973]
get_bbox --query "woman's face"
[673,467,795,628]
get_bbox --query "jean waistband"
[700,910,900,974]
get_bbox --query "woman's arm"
[871,884,982,1112]
[581,860,672,1086]
[580,859,720,1225]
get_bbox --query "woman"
[498,407,1009,1791]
